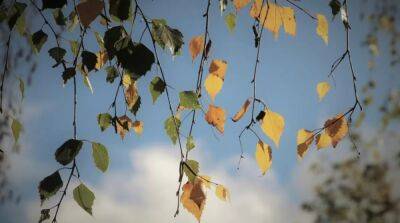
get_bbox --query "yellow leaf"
[181,180,206,222]
[189,35,204,61]
[316,14,329,44]
[233,0,251,11]
[132,120,143,135]
[264,3,283,38]
[204,74,223,101]
[209,60,227,80]
[232,98,251,122]
[215,184,230,202]
[282,7,296,36]
[95,51,108,70]
[316,132,332,149]
[205,104,226,134]
[255,140,272,175]
[124,82,139,109]
[317,81,331,101]
[122,73,132,88]
[199,175,211,189]
[324,113,348,148]
[249,0,263,19]
[297,129,314,159]
[260,109,285,147]
[116,115,133,139]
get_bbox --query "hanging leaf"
[249,0,263,19]
[232,98,251,122]
[316,132,332,149]
[204,74,223,102]
[42,0,67,10]
[186,135,195,152]
[92,142,109,172]
[95,51,108,70]
[104,26,127,59]
[132,120,143,135]
[260,109,285,147]
[219,0,227,14]
[48,47,66,67]
[31,30,48,53]
[53,8,66,26]
[11,119,22,143]
[225,13,236,33]
[38,171,63,204]
[329,0,341,19]
[83,73,94,94]
[105,66,118,83]
[54,139,83,165]
[317,81,331,101]
[97,113,112,131]
[282,7,296,36]
[189,35,204,61]
[183,160,199,183]
[255,140,272,175]
[76,0,104,28]
[8,2,27,30]
[73,183,95,215]
[316,14,329,45]
[297,129,314,159]
[205,104,226,134]
[209,59,227,80]
[62,67,76,84]
[324,113,348,148]
[116,42,155,77]
[15,12,26,35]
[151,19,184,56]
[164,116,181,144]
[215,184,230,202]
[116,115,133,139]
[149,76,166,103]
[181,180,206,222]
[69,40,79,56]
[179,91,200,110]
[109,0,131,21]
[124,82,139,109]
[81,51,98,72]
[233,0,251,11]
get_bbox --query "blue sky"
[1,0,397,222]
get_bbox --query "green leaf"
[42,0,67,10]
[186,135,195,152]
[164,116,181,144]
[149,76,166,103]
[54,139,83,166]
[69,40,80,56]
[8,2,27,30]
[15,12,26,35]
[73,183,95,215]
[39,209,50,223]
[92,142,109,172]
[62,67,76,84]
[225,13,236,33]
[38,171,63,204]
[18,77,24,100]
[179,91,200,109]
[151,19,184,56]
[81,51,97,72]
[31,30,48,53]
[109,0,131,21]
[53,8,66,26]
[116,41,155,77]
[97,113,112,131]
[183,160,199,183]
[105,66,118,83]
[48,47,66,66]
[11,119,22,143]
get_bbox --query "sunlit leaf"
[324,113,348,148]
[179,91,200,109]
[233,0,251,11]
[181,180,206,222]
[219,0,227,14]
[151,19,184,56]
[124,82,139,110]
[11,119,22,143]
[264,3,283,38]
[317,81,331,101]
[225,13,236,33]
[73,183,95,215]
[316,132,332,149]
[282,7,296,36]
[297,129,314,159]
[183,160,199,183]
[164,116,181,144]
[95,51,108,70]
[215,184,230,202]
[260,109,285,147]
[132,120,143,135]
[232,98,251,122]
[189,35,204,61]
[205,104,226,134]
[316,14,329,44]
[55,139,83,165]
[204,74,223,102]
[255,140,272,175]
[76,0,104,28]
[92,142,109,172]
[209,59,227,80]
[38,171,63,204]
[97,113,112,132]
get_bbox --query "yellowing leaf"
[189,35,204,61]
[124,82,139,110]
[233,0,251,11]
[255,140,272,175]
[316,14,329,44]
[316,132,332,149]
[317,81,331,101]
[76,0,104,28]
[264,3,282,38]
[204,74,223,101]
[209,60,227,80]
[249,0,263,19]
[205,104,226,134]
[95,51,108,70]
[324,113,348,148]
[260,109,285,147]
[297,129,314,159]
[122,73,132,88]
[282,7,296,36]
[181,180,206,222]
[199,175,211,189]
[132,120,143,135]
[232,98,251,122]
[116,115,133,139]
[215,184,230,202]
